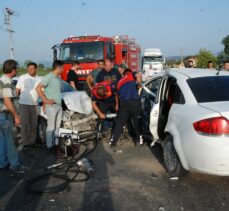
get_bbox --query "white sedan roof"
[168,68,229,79]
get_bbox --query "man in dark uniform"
[91,80,116,119]
[96,59,121,85]
[110,67,143,151]
[91,81,117,135]
[95,59,121,132]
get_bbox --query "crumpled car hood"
[62,91,92,115]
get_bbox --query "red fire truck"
[52,35,141,86]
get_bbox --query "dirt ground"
[1,137,229,211]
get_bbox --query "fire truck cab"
[52,35,141,89]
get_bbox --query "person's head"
[71,60,81,70]
[27,62,37,77]
[96,85,106,98]
[2,59,18,78]
[104,59,112,72]
[207,61,214,69]
[110,58,114,68]
[223,60,229,71]
[123,68,132,75]
[188,60,194,68]
[52,60,64,75]
[97,60,104,70]
[118,64,127,75]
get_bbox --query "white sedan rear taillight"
[193,117,229,135]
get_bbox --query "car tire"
[38,117,47,144]
[163,134,186,177]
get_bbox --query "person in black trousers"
[66,61,81,90]
[110,66,143,150]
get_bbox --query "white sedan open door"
[148,76,168,142]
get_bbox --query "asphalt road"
[1,137,229,211]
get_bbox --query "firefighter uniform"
[111,71,142,147]
[91,81,116,131]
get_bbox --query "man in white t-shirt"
[16,62,41,148]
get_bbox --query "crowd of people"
[0,58,143,174]
[187,59,229,70]
[1,57,229,174]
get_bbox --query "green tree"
[38,63,45,69]
[217,51,229,64]
[222,35,229,55]
[196,49,217,68]
[24,59,33,67]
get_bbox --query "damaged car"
[37,79,97,142]
[141,68,229,177]
[13,77,97,143]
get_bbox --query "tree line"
[166,34,229,68]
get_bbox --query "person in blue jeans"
[36,60,63,154]
[0,59,25,174]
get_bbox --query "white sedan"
[143,68,229,177]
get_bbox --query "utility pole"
[180,48,183,64]
[4,8,19,59]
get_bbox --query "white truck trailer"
[142,48,165,80]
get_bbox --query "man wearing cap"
[110,67,143,151]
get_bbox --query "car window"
[146,78,161,95]
[140,78,161,100]
[173,83,185,104]
[187,76,229,103]
[61,80,76,93]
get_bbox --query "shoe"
[10,165,26,174]
[109,138,115,147]
[0,164,9,169]
[136,135,144,146]
[112,147,123,153]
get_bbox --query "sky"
[0,0,228,63]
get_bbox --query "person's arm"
[35,83,55,105]
[15,75,23,96]
[15,88,20,96]
[95,72,102,83]
[70,81,76,89]
[4,97,20,126]
[115,94,119,112]
[86,75,94,91]
[135,72,142,84]
[92,101,106,119]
